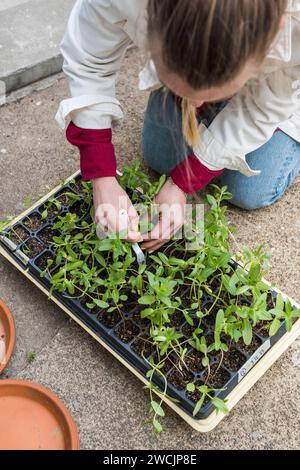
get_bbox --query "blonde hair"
[182,99,200,149]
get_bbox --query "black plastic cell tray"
[0,176,293,420]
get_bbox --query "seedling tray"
[1,171,299,432]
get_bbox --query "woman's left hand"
[141,178,187,253]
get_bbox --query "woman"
[56,0,300,252]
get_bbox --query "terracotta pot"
[0,299,16,374]
[0,380,80,450]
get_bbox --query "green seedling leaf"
[112,290,119,303]
[93,299,110,309]
[155,336,167,342]
[211,397,229,415]
[151,401,165,417]
[86,303,96,310]
[97,239,114,251]
[140,308,154,319]
[65,261,84,271]
[193,394,206,416]
[202,357,209,367]
[153,419,163,433]
[183,310,194,326]
[269,318,281,337]
[207,194,217,209]
[242,319,253,346]
[26,351,36,363]
[186,383,195,393]
[285,318,293,332]
[158,252,169,264]
[138,295,156,305]
[22,195,33,208]
[236,285,251,296]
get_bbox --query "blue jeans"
[141,89,300,210]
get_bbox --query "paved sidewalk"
[0,0,75,97]
[0,47,300,449]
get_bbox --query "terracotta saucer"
[0,299,16,374]
[0,380,80,450]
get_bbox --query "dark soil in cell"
[70,200,89,218]
[168,249,190,261]
[204,312,217,327]
[85,256,93,270]
[35,251,55,271]
[121,290,138,307]
[222,348,246,372]
[186,380,210,407]
[115,320,140,343]
[167,368,194,391]
[254,321,271,338]
[39,204,59,221]
[203,305,222,327]
[236,335,262,355]
[131,335,155,358]
[151,352,179,375]
[98,310,123,328]
[182,320,208,339]
[180,290,194,309]
[56,191,79,207]
[237,295,252,307]
[37,226,58,244]
[185,350,205,373]
[84,214,93,226]
[169,311,185,328]
[131,309,150,329]
[267,293,276,310]
[203,363,231,389]
[9,226,30,245]
[21,238,45,259]
[201,332,215,348]
[69,182,85,197]
[70,179,91,198]
[182,321,197,339]
[79,295,95,312]
[207,275,222,292]
[23,213,44,231]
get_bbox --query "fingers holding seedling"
[93,176,142,242]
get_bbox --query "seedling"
[26,351,36,363]
[186,383,229,416]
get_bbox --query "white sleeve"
[56,0,132,130]
[195,65,300,175]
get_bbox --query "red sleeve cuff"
[171,154,224,194]
[66,122,117,181]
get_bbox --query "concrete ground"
[0,0,75,95]
[0,47,300,450]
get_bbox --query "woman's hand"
[142,178,187,253]
[93,177,142,242]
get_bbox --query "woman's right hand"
[92,177,142,243]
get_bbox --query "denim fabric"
[141,89,300,210]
